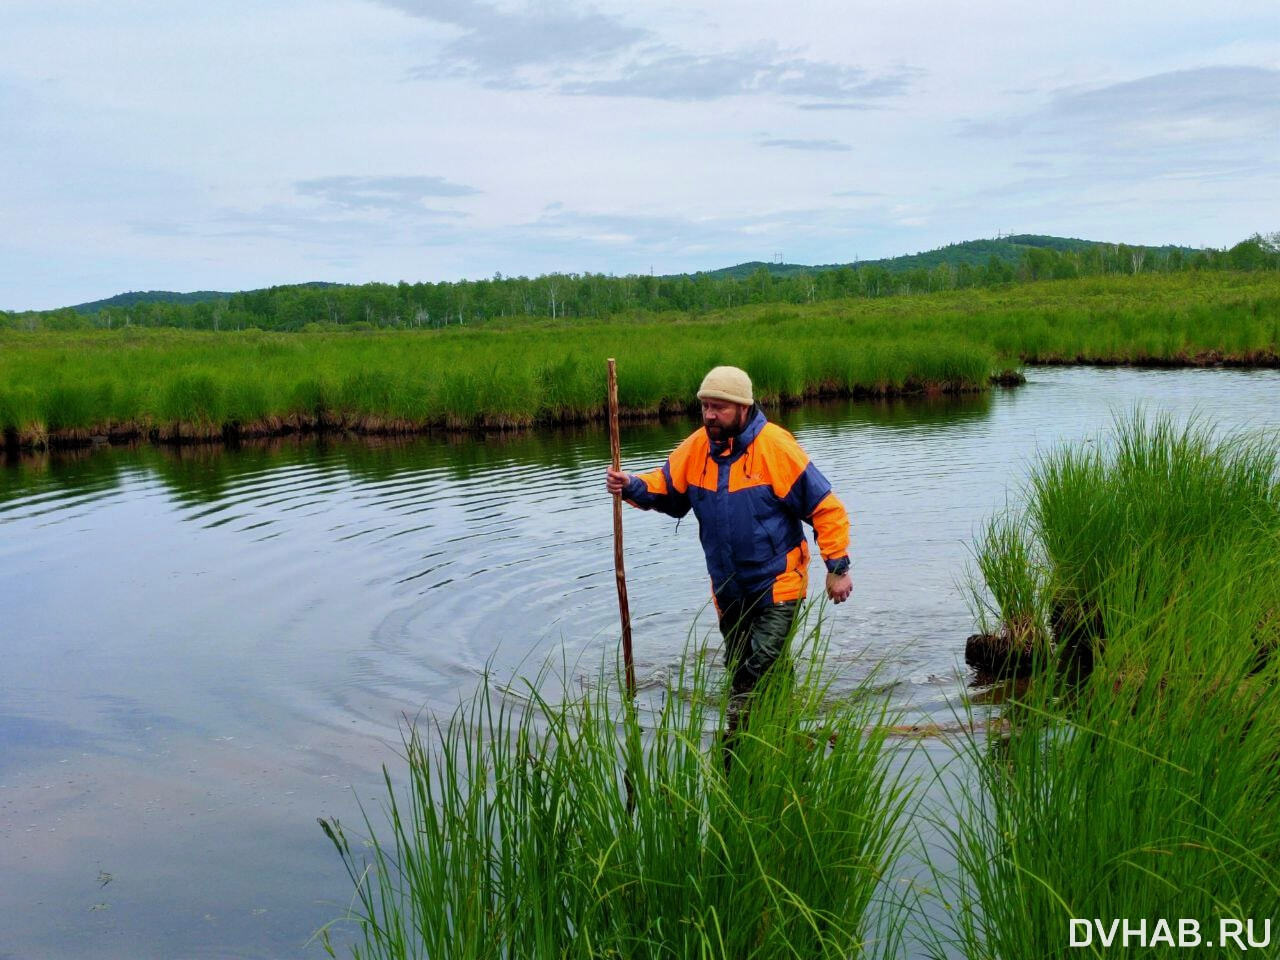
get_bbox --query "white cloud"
[760,138,852,152]
[295,175,481,208]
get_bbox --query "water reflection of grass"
[2,388,999,506]
[320,630,915,959]
[6,271,1277,450]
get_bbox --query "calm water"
[2,367,1278,959]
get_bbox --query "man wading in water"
[605,366,851,766]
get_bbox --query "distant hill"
[70,281,345,314]
[699,235,1199,280]
[11,232,1271,331]
[54,236,1207,314]
[70,289,230,314]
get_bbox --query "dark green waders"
[717,592,800,773]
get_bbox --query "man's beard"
[704,408,746,441]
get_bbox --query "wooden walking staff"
[607,358,637,698]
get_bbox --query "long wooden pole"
[607,358,636,698]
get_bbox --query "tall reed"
[319,619,914,959]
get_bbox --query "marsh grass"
[319,620,915,959]
[970,516,1050,663]
[940,550,1280,959]
[0,325,996,447]
[9,271,1278,448]
[944,415,1280,958]
[974,412,1280,658]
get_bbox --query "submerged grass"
[318,620,914,959]
[944,415,1280,958]
[4,271,1278,448]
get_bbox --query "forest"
[4,233,1276,333]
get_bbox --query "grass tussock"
[971,412,1280,666]
[319,623,914,960]
[944,414,1280,958]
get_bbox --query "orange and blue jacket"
[623,406,850,605]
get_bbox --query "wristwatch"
[827,556,850,577]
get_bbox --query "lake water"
[3,366,1278,959]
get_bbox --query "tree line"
[5,234,1277,333]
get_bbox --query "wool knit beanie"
[697,366,753,406]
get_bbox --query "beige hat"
[697,366,753,406]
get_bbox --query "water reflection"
[0,389,994,509]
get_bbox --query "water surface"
[3,366,1279,958]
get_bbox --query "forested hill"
[703,235,1198,280]
[70,236,1155,310]
[71,282,343,315]
[8,232,1275,332]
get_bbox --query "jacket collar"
[708,404,767,459]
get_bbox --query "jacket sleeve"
[807,491,850,571]
[768,428,851,568]
[621,435,695,519]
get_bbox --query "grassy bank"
[946,415,1280,957]
[0,316,999,450]
[320,628,913,959]
[944,559,1280,958]
[3,271,1278,450]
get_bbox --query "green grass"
[974,411,1280,658]
[3,271,1278,448]
[942,549,1280,959]
[318,619,914,960]
[945,415,1280,958]
[0,318,998,446]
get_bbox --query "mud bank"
[1025,349,1280,368]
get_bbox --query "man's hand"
[826,571,852,604]
[605,467,632,496]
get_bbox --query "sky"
[1,0,1277,310]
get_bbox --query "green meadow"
[2,271,1278,448]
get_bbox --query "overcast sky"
[2,0,1277,309]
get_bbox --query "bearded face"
[702,399,749,442]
